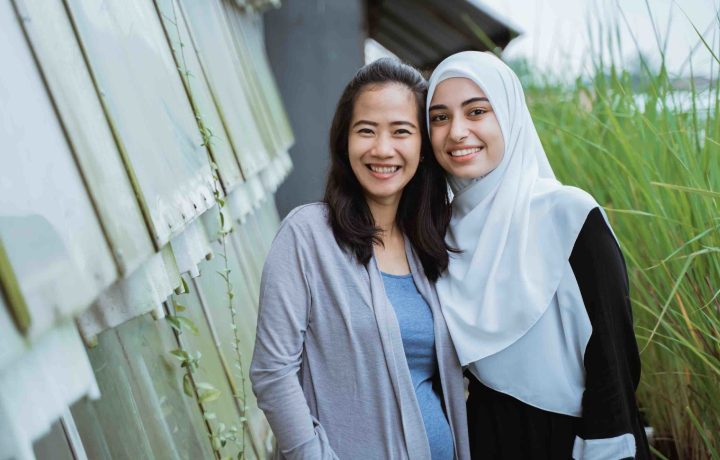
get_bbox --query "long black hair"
[323,58,455,282]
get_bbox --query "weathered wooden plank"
[0,1,117,340]
[192,237,270,456]
[177,0,270,179]
[219,1,280,160]
[171,280,262,459]
[71,315,217,460]
[64,0,215,248]
[14,0,155,277]
[155,0,246,194]
[225,3,294,151]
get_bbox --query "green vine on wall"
[160,2,249,458]
[165,280,218,448]
[167,279,245,458]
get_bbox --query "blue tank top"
[381,272,455,460]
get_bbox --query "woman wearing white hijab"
[426,52,650,459]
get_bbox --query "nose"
[371,133,395,158]
[449,117,469,143]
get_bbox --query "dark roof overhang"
[367,0,521,70]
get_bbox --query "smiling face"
[428,77,505,179]
[348,83,422,205]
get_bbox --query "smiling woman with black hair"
[250,58,470,460]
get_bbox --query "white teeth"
[450,147,482,157]
[370,165,399,174]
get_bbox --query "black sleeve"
[569,207,650,460]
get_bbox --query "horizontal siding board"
[64,0,215,247]
[155,0,246,194]
[232,8,295,150]
[15,0,155,277]
[71,314,217,459]
[0,1,117,340]
[220,1,281,161]
[192,234,269,454]
[178,0,270,179]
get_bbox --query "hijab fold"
[428,52,613,416]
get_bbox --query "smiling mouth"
[448,147,483,157]
[367,165,400,174]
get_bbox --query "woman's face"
[348,84,422,205]
[428,77,505,179]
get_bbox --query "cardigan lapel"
[367,251,431,460]
[405,238,462,459]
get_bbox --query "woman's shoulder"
[534,179,597,210]
[282,202,329,226]
[535,182,600,225]
[552,184,599,213]
[275,202,333,243]
[267,202,354,276]
[569,206,623,274]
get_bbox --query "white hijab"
[428,52,611,416]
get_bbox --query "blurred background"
[1,0,718,459]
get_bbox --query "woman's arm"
[250,219,338,459]
[569,208,650,460]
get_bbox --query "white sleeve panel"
[572,433,636,460]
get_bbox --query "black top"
[466,207,650,459]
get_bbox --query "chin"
[368,189,401,200]
[445,164,485,179]
[364,186,403,202]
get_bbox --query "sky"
[470,0,719,78]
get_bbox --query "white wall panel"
[224,4,293,153]
[170,280,261,459]
[71,314,216,460]
[155,0,246,194]
[234,9,294,149]
[177,0,270,179]
[14,0,155,277]
[0,1,117,341]
[64,0,215,247]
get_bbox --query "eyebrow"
[428,96,489,112]
[351,120,417,129]
[462,97,489,107]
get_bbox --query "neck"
[366,194,401,244]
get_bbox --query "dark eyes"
[431,108,486,122]
[356,128,413,135]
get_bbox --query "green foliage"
[198,388,222,404]
[183,373,194,397]
[161,1,249,457]
[522,17,720,457]
[177,316,200,335]
[165,310,199,336]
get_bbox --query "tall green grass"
[518,21,720,458]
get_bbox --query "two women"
[252,52,649,460]
[250,59,470,459]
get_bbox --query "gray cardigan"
[250,203,470,460]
